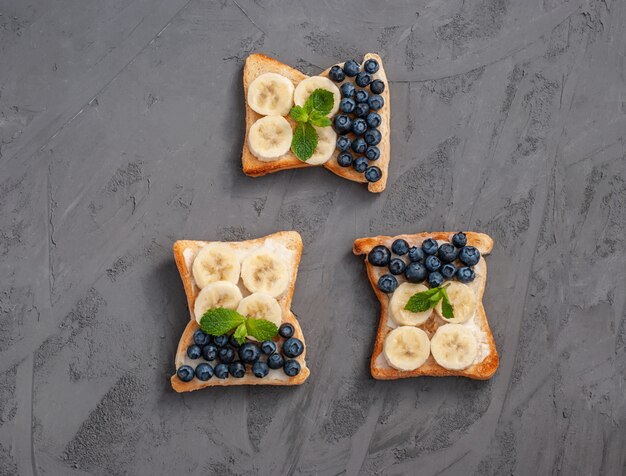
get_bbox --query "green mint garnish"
[404,286,455,319]
[200,308,279,342]
[290,88,334,161]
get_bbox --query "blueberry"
[353,157,368,173]
[364,166,382,182]
[195,363,214,381]
[364,129,382,146]
[343,60,360,77]
[329,65,345,82]
[279,323,294,338]
[378,274,398,293]
[176,365,194,382]
[457,267,476,283]
[356,71,371,87]
[363,59,379,74]
[202,344,218,361]
[422,238,438,255]
[261,340,277,355]
[352,118,367,135]
[428,272,444,288]
[352,137,367,154]
[267,352,284,369]
[355,89,369,103]
[370,79,385,94]
[186,344,202,359]
[405,262,427,283]
[438,243,458,263]
[229,334,241,348]
[337,152,353,167]
[368,94,384,110]
[282,337,304,358]
[252,361,270,378]
[214,363,229,379]
[193,329,210,346]
[283,359,301,377]
[355,102,370,118]
[368,245,391,266]
[340,97,356,114]
[459,246,481,266]
[365,146,380,161]
[452,232,467,248]
[340,82,356,98]
[366,112,382,128]
[239,342,261,363]
[408,246,424,262]
[388,258,406,275]
[334,114,352,134]
[441,263,457,279]
[391,239,410,255]
[337,135,351,152]
[214,334,228,347]
[424,255,442,272]
[218,347,235,364]
[229,361,246,378]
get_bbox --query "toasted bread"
[242,53,390,193]
[171,231,310,391]
[353,232,499,380]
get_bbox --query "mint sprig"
[404,285,455,319]
[290,88,334,161]
[200,308,279,344]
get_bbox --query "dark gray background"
[1,0,625,475]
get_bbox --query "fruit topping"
[365,146,380,161]
[364,129,382,146]
[337,152,353,167]
[355,89,369,103]
[427,271,444,288]
[367,94,384,110]
[214,334,228,347]
[378,274,399,293]
[214,363,229,379]
[229,361,246,378]
[283,359,301,377]
[193,329,210,346]
[351,118,367,135]
[334,114,352,134]
[202,344,218,361]
[408,246,424,262]
[282,337,304,358]
[195,363,214,381]
[355,102,370,118]
[424,255,442,272]
[267,353,284,369]
[329,65,346,82]
[440,263,457,279]
[241,249,289,297]
[458,246,481,266]
[390,283,433,326]
[218,347,235,364]
[253,361,270,378]
[383,326,430,371]
[293,76,341,116]
[456,266,476,283]
[366,112,381,128]
[336,135,351,152]
[452,232,467,248]
[278,323,295,338]
[247,72,295,116]
[434,282,477,323]
[261,340,277,355]
[370,79,385,94]
[248,115,294,162]
[388,258,406,275]
[340,97,356,113]
[351,137,367,154]
[363,59,379,74]
[355,71,371,87]
[239,342,261,363]
[343,60,360,77]
[187,345,202,359]
[353,157,369,173]
[229,334,241,348]
[340,82,356,98]
[430,324,478,370]
[364,166,382,182]
[405,262,428,283]
[177,365,194,382]
[368,245,391,266]
[421,238,439,255]
[437,243,458,263]
[391,239,410,256]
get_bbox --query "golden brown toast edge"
[353,232,499,380]
[170,231,311,391]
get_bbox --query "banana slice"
[306,126,337,165]
[293,76,341,116]
[390,283,433,326]
[248,115,293,162]
[236,292,282,328]
[383,326,431,371]
[192,243,240,289]
[430,323,478,370]
[194,281,243,324]
[247,72,295,116]
[241,249,290,297]
[435,282,477,324]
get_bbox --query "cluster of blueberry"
[368,232,481,293]
[328,59,385,183]
[176,323,303,382]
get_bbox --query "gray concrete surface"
[1,0,625,474]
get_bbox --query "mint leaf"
[290,105,308,123]
[200,308,246,336]
[291,122,318,161]
[308,111,332,127]
[233,322,247,345]
[405,288,442,313]
[306,89,334,116]
[440,288,455,319]
[245,318,279,341]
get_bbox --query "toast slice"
[353,232,499,380]
[171,231,310,392]
[242,53,390,193]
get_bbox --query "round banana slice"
[390,283,433,326]
[435,282,477,324]
[194,281,243,324]
[241,249,290,297]
[305,126,337,165]
[248,115,293,162]
[383,326,430,371]
[293,76,341,116]
[236,292,282,328]
[430,323,478,370]
[247,72,295,116]
[192,243,240,289]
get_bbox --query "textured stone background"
[1,0,625,475]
